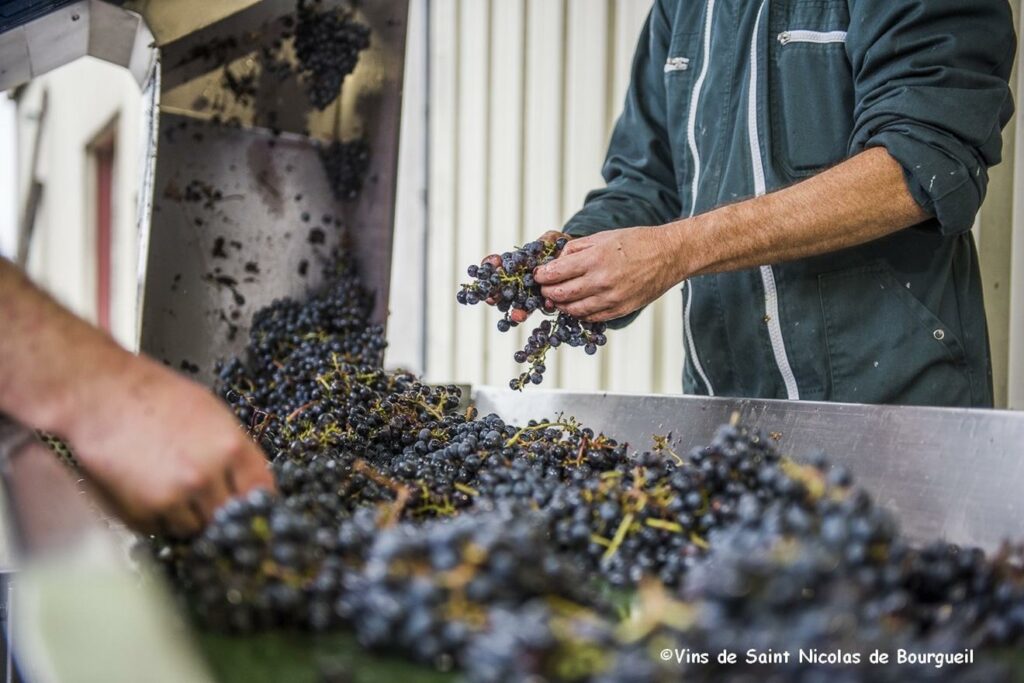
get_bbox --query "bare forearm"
[0,259,275,534]
[0,258,126,435]
[673,147,930,279]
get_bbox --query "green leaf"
[195,629,456,683]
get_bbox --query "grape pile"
[151,250,1024,682]
[294,0,371,110]
[318,138,371,201]
[457,239,608,389]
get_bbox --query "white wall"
[414,0,686,393]
[0,97,16,258]
[13,57,144,351]
[385,0,429,374]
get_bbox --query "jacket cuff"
[562,209,631,239]
[563,221,599,238]
[866,131,981,236]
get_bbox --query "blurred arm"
[0,257,275,536]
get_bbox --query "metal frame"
[138,0,410,382]
[0,0,155,92]
[474,387,1024,552]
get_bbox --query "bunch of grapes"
[158,488,355,632]
[145,230,1024,683]
[457,239,608,390]
[318,138,371,201]
[339,507,593,667]
[294,0,371,110]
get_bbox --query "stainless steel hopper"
[136,0,409,384]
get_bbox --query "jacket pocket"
[768,9,854,177]
[818,263,972,406]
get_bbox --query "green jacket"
[563,0,1016,408]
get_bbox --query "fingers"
[159,500,205,538]
[155,439,271,538]
[193,470,234,522]
[84,477,161,536]
[535,251,591,285]
[541,273,603,305]
[227,437,277,495]
[560,296,616,322]
[560,238,593,255]
[587,308,627,324]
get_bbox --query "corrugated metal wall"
[415,0,685,393]
[387,0,1024,407]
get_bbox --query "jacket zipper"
[683,0,718,396]
[777,30,847,46]
[748,0,802,400]
[684,282,715,396]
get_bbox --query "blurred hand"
[533,226,686,323]
[0,257,273,538]
[65,353,275,537]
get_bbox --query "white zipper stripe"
[684,282,715,396]
[747,0,801,401]
[747,1,768,197]
[682,0,717,397]
[778,30,847,46]
[759,268,799,398]
[687,0,716,218]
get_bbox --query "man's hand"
[533,149,930,324]
[65,353,275,537]
[534,226,687,323]
[0,258,275,537]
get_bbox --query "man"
[0,257,275,536]
[522,0,1014,407]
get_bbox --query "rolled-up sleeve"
[847,0,1016,235]
[562,1,680,238]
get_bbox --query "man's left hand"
[533,226,687,323]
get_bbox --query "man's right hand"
[62,352,275,537]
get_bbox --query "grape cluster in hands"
[457,239,608,390]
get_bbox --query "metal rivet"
[933,329,945,341]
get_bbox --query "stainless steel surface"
[139,0,408,382]
[0,435,215,683]
[126,0,261,46]
[0,425,213,683]
[156,0,409,143]
[0,416,93,559]
[0,0,155,91]
[133,52,161,347]
[473,387,1024,552]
